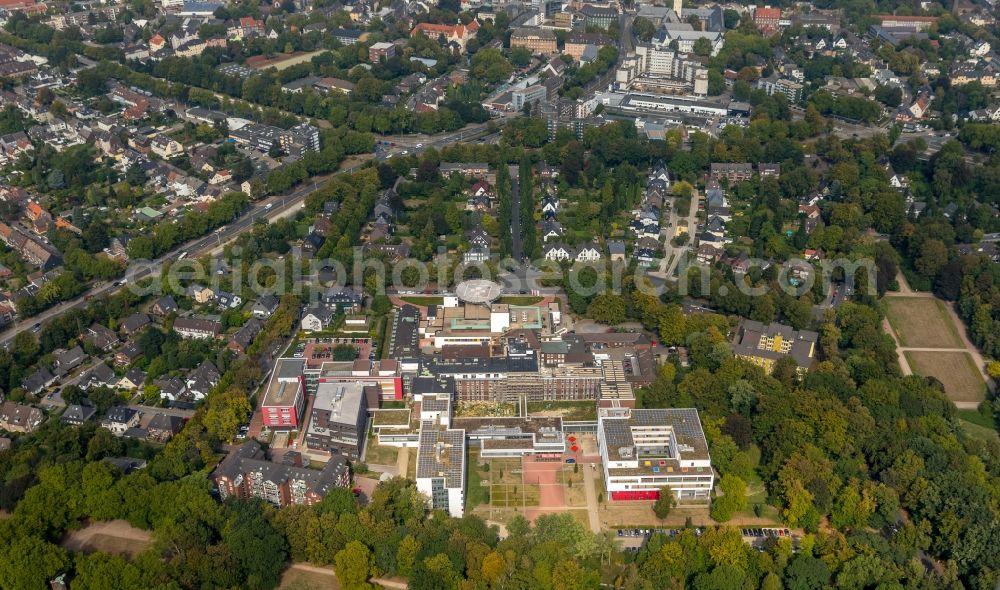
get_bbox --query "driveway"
[582,460,601,534]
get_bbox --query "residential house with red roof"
[410,20,480,51]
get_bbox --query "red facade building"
[261,359,306,429]
[754,6,781,35]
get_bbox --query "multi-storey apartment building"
[753,6,781,34]
[710,162,754,184]
[731,319,818,373]
[0,401,43,433]
[305,381,370,459]
[228,123,320,156]
[261,358,307,429]
[580,4,619,29]
[512,84,548,111]
[563,32,611,60]
[0,222,62,269]
[415,422,466,517]
[510,28,557,54]
[212,441,350,507]
[876,14,937,30]
[368,42,395,62]
[424,354,607,403]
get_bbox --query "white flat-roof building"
[415,422,466,517]
[618,93,728,116]
[598,407,714,502]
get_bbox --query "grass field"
[467,451,491,509]
[62,520,151,559]
[734,472,781,523]
[959,419,1000,444]
[490,483,540,507]
[278,566,340,590]
[252,50,329,71]
[499,296,544,306]
[885,297,963,348]
[455,401,517,417]
[490,459,523,484]
[559,466,588,507]
[363,434,399,466]
[956,409,994,428]
[905,351,986,403]
[400,296,444,306]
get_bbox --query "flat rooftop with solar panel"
[415,422,466,518]
[597,407,714,502]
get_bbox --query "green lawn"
[959,419,1000,444]
[884,296,963,348]
[736,475,780,523]
[363,434,399,466]
[499,296,544,306]
[905,351,986,404]
[467,451,491,509]
[400,296,444,306]
[956,409,995,429]
[490,484,540,507]
[371,315,387,357]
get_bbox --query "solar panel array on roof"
[424,353,539,375]
[601,408,710,463]
[422,396,451,413]
[416,421,466,489]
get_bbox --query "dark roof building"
[22,367,55,395]
[85,323,119,351]
[173,317,222,339]
[229,318,263,353]
[54,346,88,377]
[147,413,185,441]
[62,402,97,425]
[151,295,178,316]
[211,441,350,507]
[731,319,818,373]
[120,312,151,335]
[81,362,116,389]
[388,305,421,359]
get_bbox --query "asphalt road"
[374,124,499,162]
[510,164,523,262]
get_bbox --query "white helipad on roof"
[455,279,502,304]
